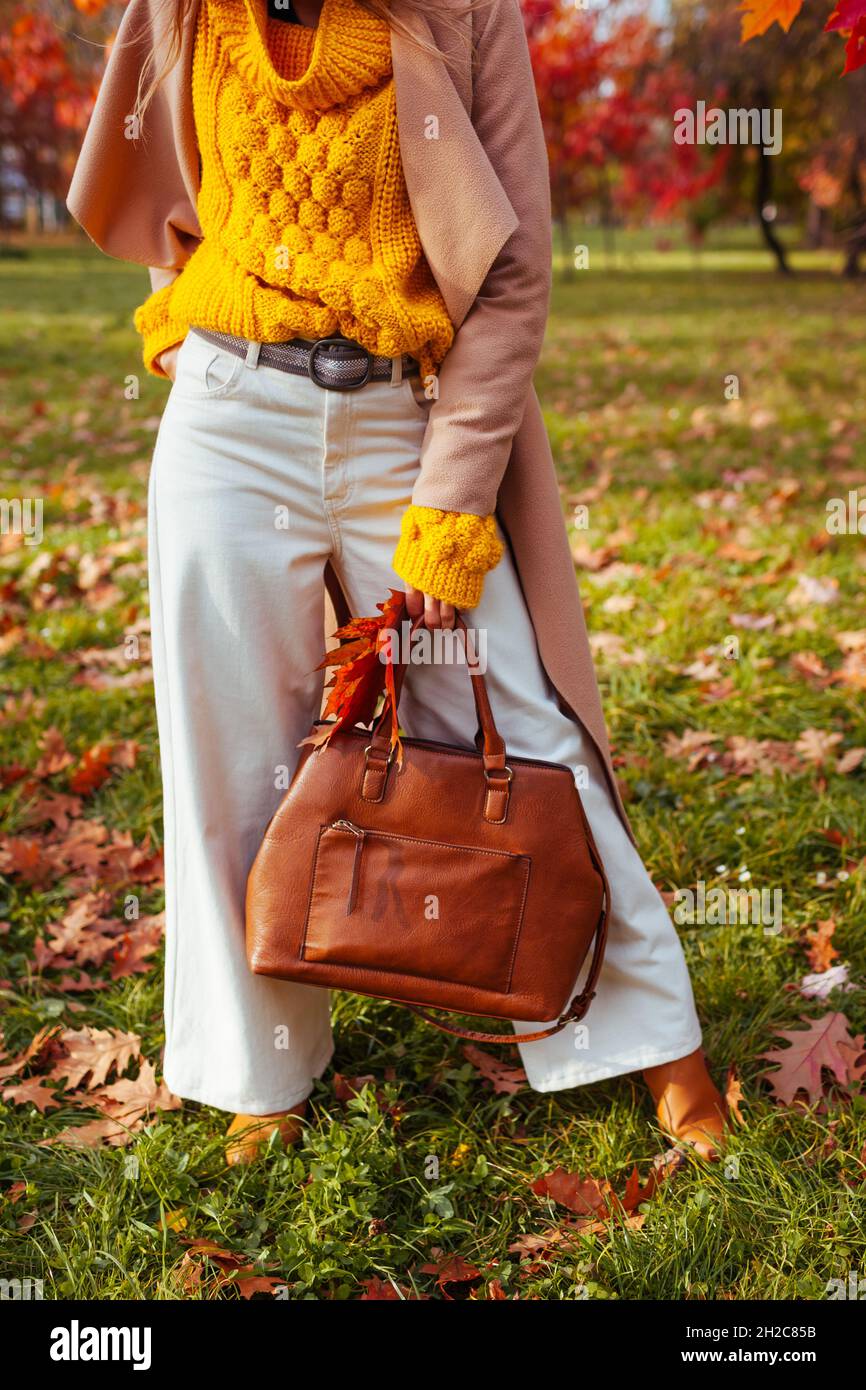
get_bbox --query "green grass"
[1,231,865,1300]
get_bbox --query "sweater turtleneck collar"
[208,0,393,110]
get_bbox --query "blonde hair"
[134,0,491,125]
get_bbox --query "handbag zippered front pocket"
[302,821,532,995]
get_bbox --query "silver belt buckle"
[307,337,373,391]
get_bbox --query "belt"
[190,327,419,391]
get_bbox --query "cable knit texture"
[393,506,504,609]
[134,0,454,378]
[135,0,501,607]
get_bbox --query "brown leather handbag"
[245,613,609,1044]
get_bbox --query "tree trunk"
[805,198,828,250]
[841,136,865,279]
[599,167,616,265]
[555,195,573,280]
[755,148,791,275]
[754,87,791,275]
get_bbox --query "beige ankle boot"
[225,1101,308,1166]
[643,1048,727,1161]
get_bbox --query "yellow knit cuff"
[133,285,188,377]
[392,506,504,608]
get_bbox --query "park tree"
[669,0,866,273]
[736,0,866,271]
[524,0,728,272]
[0,0,120,228]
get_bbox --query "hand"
[405,586,455,629]
[156,342,182,382]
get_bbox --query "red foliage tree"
[524,0,728,265]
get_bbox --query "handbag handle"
[361,606,511,820]
[404,814,611,1045]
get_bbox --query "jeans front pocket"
[401,372,434,419]
[173,331,245,401]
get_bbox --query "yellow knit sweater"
[134,0,502,607]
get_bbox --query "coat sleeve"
[409,0,552,519]
[65,0,202,272]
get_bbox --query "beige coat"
[66,0,633,838]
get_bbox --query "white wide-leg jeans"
[147,330,702,1114]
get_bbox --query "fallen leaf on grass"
[799,965,853,999]
[521,1158,671,1252]
[47,1062,181,1148]
[68,744,115,795]
[44,1116,139,1149]
[333,1072,379,1102]
[33,728,74,778]
[804,919,839,973]
[680,656,722,682]
[20,792,83,832]
[721,736,801,776]
[2,1076,61,1113]
[462,1044,527,1095]
[787,575,839,608]
[55,970,111,993]
[109,914,165,979]
[0,1025,62,1083]
[725,1064,745,1126]
[332,1071,402,1119]
[662,729,720,770]
[358,1276,418,1300]
[86,1059,181,1126]
[760,1013,865,1107]
[795,729,843,767]
[790,651,831,684]
[836,747,865,775]
[177,1240,286,1299]
[48,1027,142,1090]
[531,1169,612,1219]
[418,1254,481,1299]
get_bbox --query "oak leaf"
[760,1013,864,1106]
[49,1027,142,1091]
[2,1077,61,1112]
[0,1024,62,1083]
[462,1044,527,1095]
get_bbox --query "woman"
[67,0,725,1164]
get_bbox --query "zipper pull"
[330,820,365,915]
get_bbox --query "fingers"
[423,595,455,630]
[403,589,455,629]
[157,344,180,382]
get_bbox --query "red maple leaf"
[300,589,406,757]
